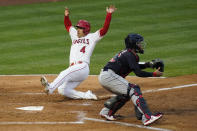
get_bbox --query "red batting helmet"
[76,20,90,35]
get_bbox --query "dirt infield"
[1,0,197,130]
[0,74,197,131]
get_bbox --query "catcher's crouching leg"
[129,84,152,120]
[100,95,130,120]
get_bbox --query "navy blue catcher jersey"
[103,49,153,78]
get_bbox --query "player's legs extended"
[49,63,89,94]
[58,81,97,100]
[58,81,81,99]
[57,63,97,100]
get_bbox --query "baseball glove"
[149,58,164,72]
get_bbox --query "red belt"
[70,61,83,66]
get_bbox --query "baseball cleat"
[100,114,116,121]
[99,107,116,121]
[40,76,50,95]
[84,90,98,100]
[143,113,163,126]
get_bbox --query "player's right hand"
[106,5,117,13]
[65,7,69,16]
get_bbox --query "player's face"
[77,28,85,38]
[136,41,146,54]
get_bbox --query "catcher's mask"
[125,33,146,54]
[76,20,90,35]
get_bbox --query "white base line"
[84,117,172,131]
[143,84,197,93]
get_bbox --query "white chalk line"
[84,117,172,131]
[69,111,86,121]
[143,83,197,93]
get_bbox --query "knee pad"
[133,85,142,96]
[128,84,142,97]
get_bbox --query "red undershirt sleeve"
[64,15,72,32]
[99,13,112,37]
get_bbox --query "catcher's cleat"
[40,76,50,95]
[84,90,97,100]
[100,114,116,121]
[143,112,163,126]
[99,107,116,121]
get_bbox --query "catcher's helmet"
[76,20,90,35]
[125,33,146,54]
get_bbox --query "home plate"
[16,106,44,111]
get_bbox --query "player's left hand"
[65,7,69,16]
[106,5,117,13]
[149,58,164,72]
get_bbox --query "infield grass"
[0,0,197,76]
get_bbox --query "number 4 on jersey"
[80,46,86,53]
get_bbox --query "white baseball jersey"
[46,13,113,100]
[69,26,103,64]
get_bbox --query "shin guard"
[130,85,152,119]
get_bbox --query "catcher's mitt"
[149,58,164,72]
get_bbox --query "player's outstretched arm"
[64,7,72,32]
[100,5,117,36]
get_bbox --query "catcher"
[98,33,164,126]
